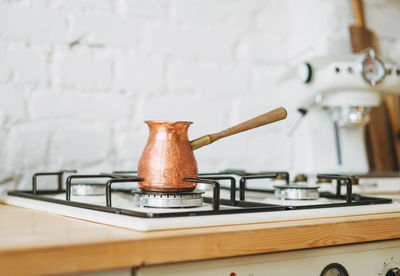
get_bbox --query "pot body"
[138,121,198,192]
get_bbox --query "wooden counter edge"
[1,212,400,276]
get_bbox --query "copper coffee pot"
[137,107,287,192]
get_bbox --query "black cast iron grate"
[7,170,392,218]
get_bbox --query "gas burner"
[71,183,105,196]
[274,184,319,200]
[132,190,204,208]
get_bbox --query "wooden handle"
[351,0,365,27]
[190,107,287,150]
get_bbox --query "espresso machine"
[290,49,400,174]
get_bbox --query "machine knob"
[361,49,386,86]
[320,263,349,276]
[386,267,400,276]
[297,62,313,84]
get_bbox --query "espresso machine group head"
[291,49,400,174]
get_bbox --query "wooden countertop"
[1,203,400,276]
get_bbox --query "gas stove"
[4,170,400,231]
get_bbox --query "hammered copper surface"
[137,121,198,192]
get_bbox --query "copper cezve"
[138,107,287,192]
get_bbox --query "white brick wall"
[116,52,165,92]
[0,5,68,43]
[0,0,399,192]
[0,45,47,83]
[53,49,114,90]
[167,59,249,95]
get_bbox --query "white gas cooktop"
[3,171,400,231]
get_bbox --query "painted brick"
[284,0,354,56]
[223,0,266,33]
[243,133,290,170]
[6,122,52,171]
[46,0,113,14]
[366,1,400,38]
[0,85,26,119]
[0,46,47,84]
[111,121,147,169]
[47,120,111,168]
[126,0,167,18]
[0,5,67,43]
[115,52,165,93]
[237,32,289,63]
[143,23,236,60]
[379,38,400,63]
[70,14,143,48]
[235,0,293,62]
[167,60,249,96]
[251,65,285,94]
[53,49,113,90]
[170,0,231,27]
[29,91,133,122]
[0,129,13,186]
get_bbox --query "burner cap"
[133,190,204,208]
[349,176,359,185]
[274,184,319,200]
[275,173,287,180]
[317,177,331,184]
[294,174,308,183]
